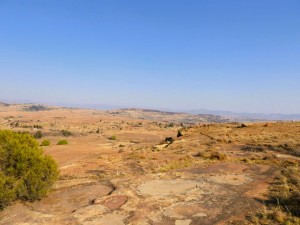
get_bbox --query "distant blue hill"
[186,109,300,121]
[1,99,299,121]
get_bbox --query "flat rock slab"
[175,219,192,225]
[72,204,108,222]
[208,174,253,185]
[138,179,198,196]
[82,211,127,225]
[0,203,79,225]
[30,183,114,214]
[94,195,128,210]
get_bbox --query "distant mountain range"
[1,101,299,121]
[0,102,10,107]
[186,109,300,121]
[0,101,120,110]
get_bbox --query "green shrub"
[0,173,16,210]
[57,140,68,145]
[33,131,42,139]
[0,130,58,209]
[61,130,72,137]
[40,140,50,146]
[108,135,116,140]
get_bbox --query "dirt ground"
[0,104,299,225]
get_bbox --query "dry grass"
[233,160,300,225]
[269,161,300,217]
[267,144,300,157]
[155,156,193,172]
[194,150,228,160]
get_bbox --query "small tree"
[0,130,58,209]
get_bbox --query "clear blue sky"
[0,0,299,113]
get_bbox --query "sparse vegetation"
[33,131,42,139]
[24,105,49,112]
[10,122,19,128]
[177,129,183,137]
[238,123,249,128]
[166,122,175,128]
[156,156,193,172]
[33,124,42,129]
[241,161,300,225]
[194,150,227,160]
[163,137,174,145]
[0,130,58,210]
[1,104,300,224]
[267,144,300,157]
[269,161,300,217]
[40,140,50,146]
[57,140,68,145]
[108,135,117,140]
[241,145,264,152]
[61,130,72,137]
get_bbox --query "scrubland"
[0,104,299,225]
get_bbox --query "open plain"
[0,103,299,225]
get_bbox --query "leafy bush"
[0,130,58,209]
[40,140,50,146]
[33,131,42,139]
[61,130,72,137]
[57,140,68,145]
[0,173,15,210]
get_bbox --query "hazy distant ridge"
[1,100,299,121]
[188,109,300,121]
